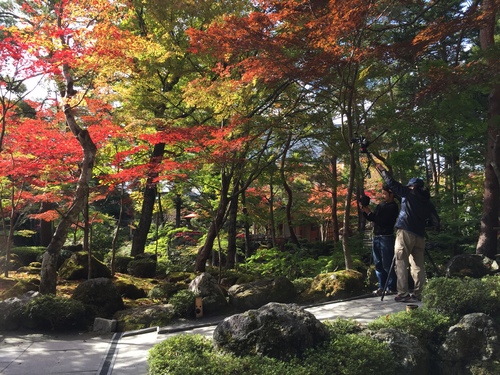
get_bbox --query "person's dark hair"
[382,184,393,193]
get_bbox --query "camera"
[351,135,369,153]
[359,194,371,207]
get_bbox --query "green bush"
[367,307,451,351]
[324,318,363,335]
[148,283,184,301]
[148,334,305,375]
[10,247,45,266]
[23,294,92,331]
[423,276,500,323]
[169,289,196,318]
[127,258,156,278]
[148,320,396,375]
[299,333,396,375]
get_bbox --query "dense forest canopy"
[0,0,498,293]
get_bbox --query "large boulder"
[227,276,296,311]
[363,328,429,375]
[213,302,329,360]
[114,280,147,300]
[58,252,112,280]
[438,313,500,374]
[188,272,228,315]
[127,255,157,278]
[299,270,366,303]
[445,254,491,278]
[71,278,124,318]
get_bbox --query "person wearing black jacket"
[360,185,399,296]
[375,164,440,303]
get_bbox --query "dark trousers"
[373,235,397,291]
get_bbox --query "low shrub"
[149,323,396,375]
[23,294,92,331]
[169,289,196,318]
[148,334,304,375]
[127,258,156,278]
[299,332,396,375]
[148,283,184,301]
[367,307,451,350]
[10,247,46,265]
[423,276,500,323]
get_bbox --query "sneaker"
[373,288,384,296]
[394,294,412,302]
[385,290,397,295]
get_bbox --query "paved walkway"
[0,295,422,375]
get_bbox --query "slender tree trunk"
[4,186,17,277]
[131,142,165,256]
[39,5,98,294]
[84,191,92,280]
[40,115,97,294]
[477,84,500,258]
[241,191,251,259]
[226,183,239,269]
[280,134,300,247]
[269,174,277,247]
[110,185,125,276]
[476,1,500,259]
[330,156,340,242]
[194,173,231,272]
[342,146,355,270]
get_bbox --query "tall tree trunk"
[4,186,17,277]
[477,84,500,258]
[268,174,277,247]
[40,113,97,294]
[330,156,340,242]
[476,1,500,259]
[39,4,98,294]
[241,190,251,259]
[110,185,125,276]
[131,142,165,256]
[342,145,355,270]
[280,134,300,247]
[194,172,231,272]
[226,182,239,269]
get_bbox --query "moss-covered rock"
[112,256,134,274]
[299,269,365,303]
[228,276,296,311]
[58,252,112,280]
[114,304,175,332]
[114,280,147,300]
[71,277,124,318]
[127,258,156,278]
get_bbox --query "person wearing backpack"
[375,164,440,302]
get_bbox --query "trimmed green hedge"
[423,275,500,323]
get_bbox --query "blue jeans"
[373,235,397,291]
